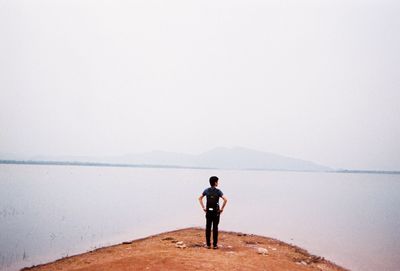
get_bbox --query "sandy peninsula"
[22,228,348,271]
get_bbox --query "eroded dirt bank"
[22,228,349,271]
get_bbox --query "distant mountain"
[21,147,331,172]
[193,147,331,171]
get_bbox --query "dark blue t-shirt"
[202,187,223,197]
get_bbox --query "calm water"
[0,164,399,271]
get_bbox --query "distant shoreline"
[1,159,399,175]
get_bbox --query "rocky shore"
[22,228,349,271]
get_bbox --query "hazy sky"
[1,0,399,170]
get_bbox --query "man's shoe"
[213,245,219,249]
[205,245,211,249]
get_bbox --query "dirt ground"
[23,228,349,271]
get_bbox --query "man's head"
[209,176,219,187]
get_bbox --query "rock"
[161,237,175,241]
[301,261,308,265]
[175,241,187,249]
[122,241,133,245]
[227,245,233,249]
[307,255,323,263]
[257,247,268,255]
[175,244,187,249]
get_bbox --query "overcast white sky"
[0,0,399,170]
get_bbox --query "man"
[198,176,228,249]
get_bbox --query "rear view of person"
[198,176,228,249]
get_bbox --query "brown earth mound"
[22,228,349,271]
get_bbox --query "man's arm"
[198,195,206,212]
[220,195,228,213]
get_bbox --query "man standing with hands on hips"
[198,176,228,249]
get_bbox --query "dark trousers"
[205,211,220,247]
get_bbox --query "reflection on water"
[0,164,399,271]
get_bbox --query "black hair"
[209,176,219,187]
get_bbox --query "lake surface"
[0,164,399,271]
